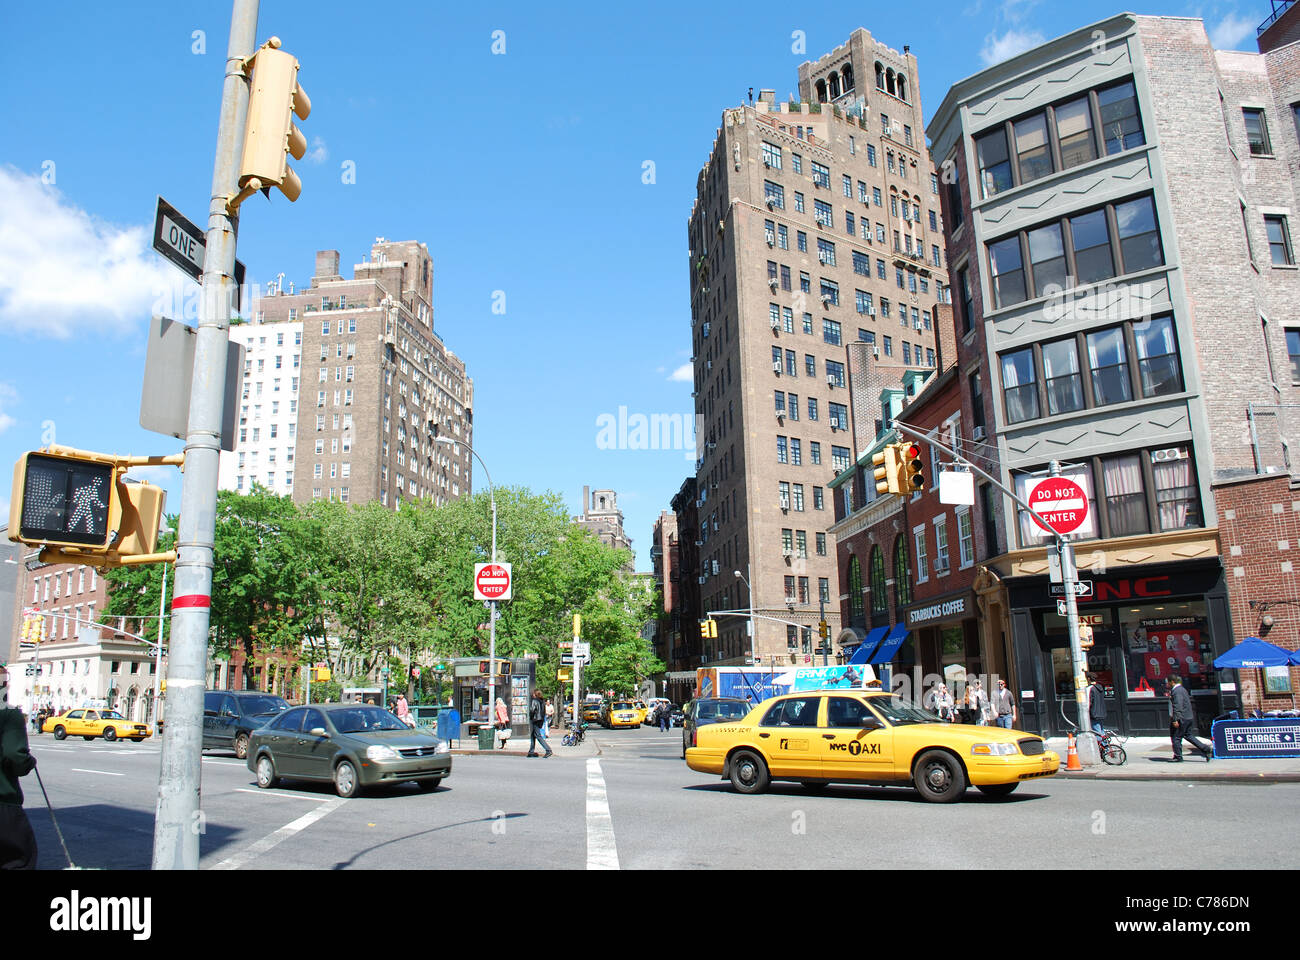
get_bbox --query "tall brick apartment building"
[679,28,949,670]
[925,11,1300,735]
[220,238,474,509]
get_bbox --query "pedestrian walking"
[543,698,554,738]
[494,697,511,750]
[1086,674,1106,736]
[1167,676,1212,762]
[527,690,553,758]
[0,668,38,870]
[993,679,1017,729]
[969,680,992,726]
[395,694,412,727]
[933,682,954,721]
[658,701,670,733]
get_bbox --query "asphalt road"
[20,725,1300,870]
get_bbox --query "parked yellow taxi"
[685,691,1058,802]
[605,700,643,729]
[42,708,153,743]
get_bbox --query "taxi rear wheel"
[728,750,770,795]
[913,749,966,803]
[976,782,1019,798]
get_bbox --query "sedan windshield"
[866,696,940,726]
[330,707,411,734]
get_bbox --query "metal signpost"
[891,423,1100,764]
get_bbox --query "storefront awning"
[869,624,909,664]
[848,626,889,665]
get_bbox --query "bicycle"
[561,720,589,747]
[1096,728,1128,766]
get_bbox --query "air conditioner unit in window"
[972,425,986,442]
[766,197,777,209]
[766,238,775,247]
[782,549,793,559]
[827,374,836,386]
[821,295,833,305]
[768,277,779,289]
[872,347,880,359]
[785,596,798,606]
[698,576,708,585]
[763,159,772,168]
[771,318,781,331]
[818,253,830,264]
[776,409,786,419]
[773,361,782,374]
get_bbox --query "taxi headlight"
[366,745,400,761]
[970,742,1019,757]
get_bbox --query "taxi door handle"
[823,734,836,739]
[759,733,770,739]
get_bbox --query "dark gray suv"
[203,690,290,759]
[681,697,753,758]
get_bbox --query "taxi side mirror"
[861,716,883,731]
[309,727,328,738]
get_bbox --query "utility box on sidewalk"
[477,725,495,751]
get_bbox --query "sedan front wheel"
[334,760,359,798]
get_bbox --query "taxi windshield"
[100,711,126,721]
[867,696,940,726]
[613,702,635,710]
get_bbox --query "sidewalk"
[1046,736,1300,782]
[446,724,601,759]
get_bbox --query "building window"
[764,182,785,209]
[914,527,929,583]
[761,141,783,169]
[1265,215,1294,266]
[1087,326,1132,406]
[869,548,886,615]
[957,509,975,567]
[934,517,950,573]
[1042,338,1085,415]
[1287,329,1300,383]
[1001,347,1039,424]
[1243,108,1272,156]
[893,537,912,607]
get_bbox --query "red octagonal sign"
[1029,477,1089,535]
[474,562,512,601]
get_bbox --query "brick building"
[925,11,1300,734]
[680,27,950,670]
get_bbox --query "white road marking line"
[586,758,620,871]
[232,787,333,802]
[211,797,348,871]
[202,758,247,766]
[70,768,125,777]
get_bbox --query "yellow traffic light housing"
[235,39,311,208]
[8,446,180,568]
[873,444,901,496]
[699,619,718,639]
[902,442,925,493]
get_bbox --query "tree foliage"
[104,484,657,697]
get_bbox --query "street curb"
[1058,770,1300,783]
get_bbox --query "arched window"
[842,64,854,92]
[886,68,896,97]
[875,62,885,91]
[870,546,887,614]
[897,75,908,101]
[816,79,827,103]
[828,72,841,99]
[893,536,912,607]
[849,555,864,622]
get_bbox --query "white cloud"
[0,383,16,435]
[667,363,693,382]
[0,166,171,339]
[980,28,1047,67]
[306,136,328,164]
[1210,12,1255,50]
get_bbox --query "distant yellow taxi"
[582,701,604,723]
[43,708,153,743]
[685,691,1058,802]
[605,700,643,729]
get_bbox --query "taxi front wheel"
[913,749,966,803]
[728,750,770,795]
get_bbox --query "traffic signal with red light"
[902,443,925,493]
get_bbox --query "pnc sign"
[473,562,512,602]
[1028,477,1089,536]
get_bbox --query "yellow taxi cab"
[685,690,1058,802]
[582,701,604,724]
[42,708,153,743]
[605,700,643,729]
[632,700,649,725]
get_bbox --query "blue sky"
[0,0,1268,566]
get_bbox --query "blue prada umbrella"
[1213,637,1295,669]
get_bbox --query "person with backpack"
[527,689,553,758]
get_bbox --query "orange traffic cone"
[1066,731,1082,770]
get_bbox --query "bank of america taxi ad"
[684,691,1059,802]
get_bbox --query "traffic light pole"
[153,0,259,871]
[890,422,1099,764]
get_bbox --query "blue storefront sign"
[1211,718,1300,758]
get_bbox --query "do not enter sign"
[1029,477,1089,535]
[474,562,513,601]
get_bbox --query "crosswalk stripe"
[586,758,620,870]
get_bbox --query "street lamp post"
[734,567,753,666]
[434,437,496,720]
